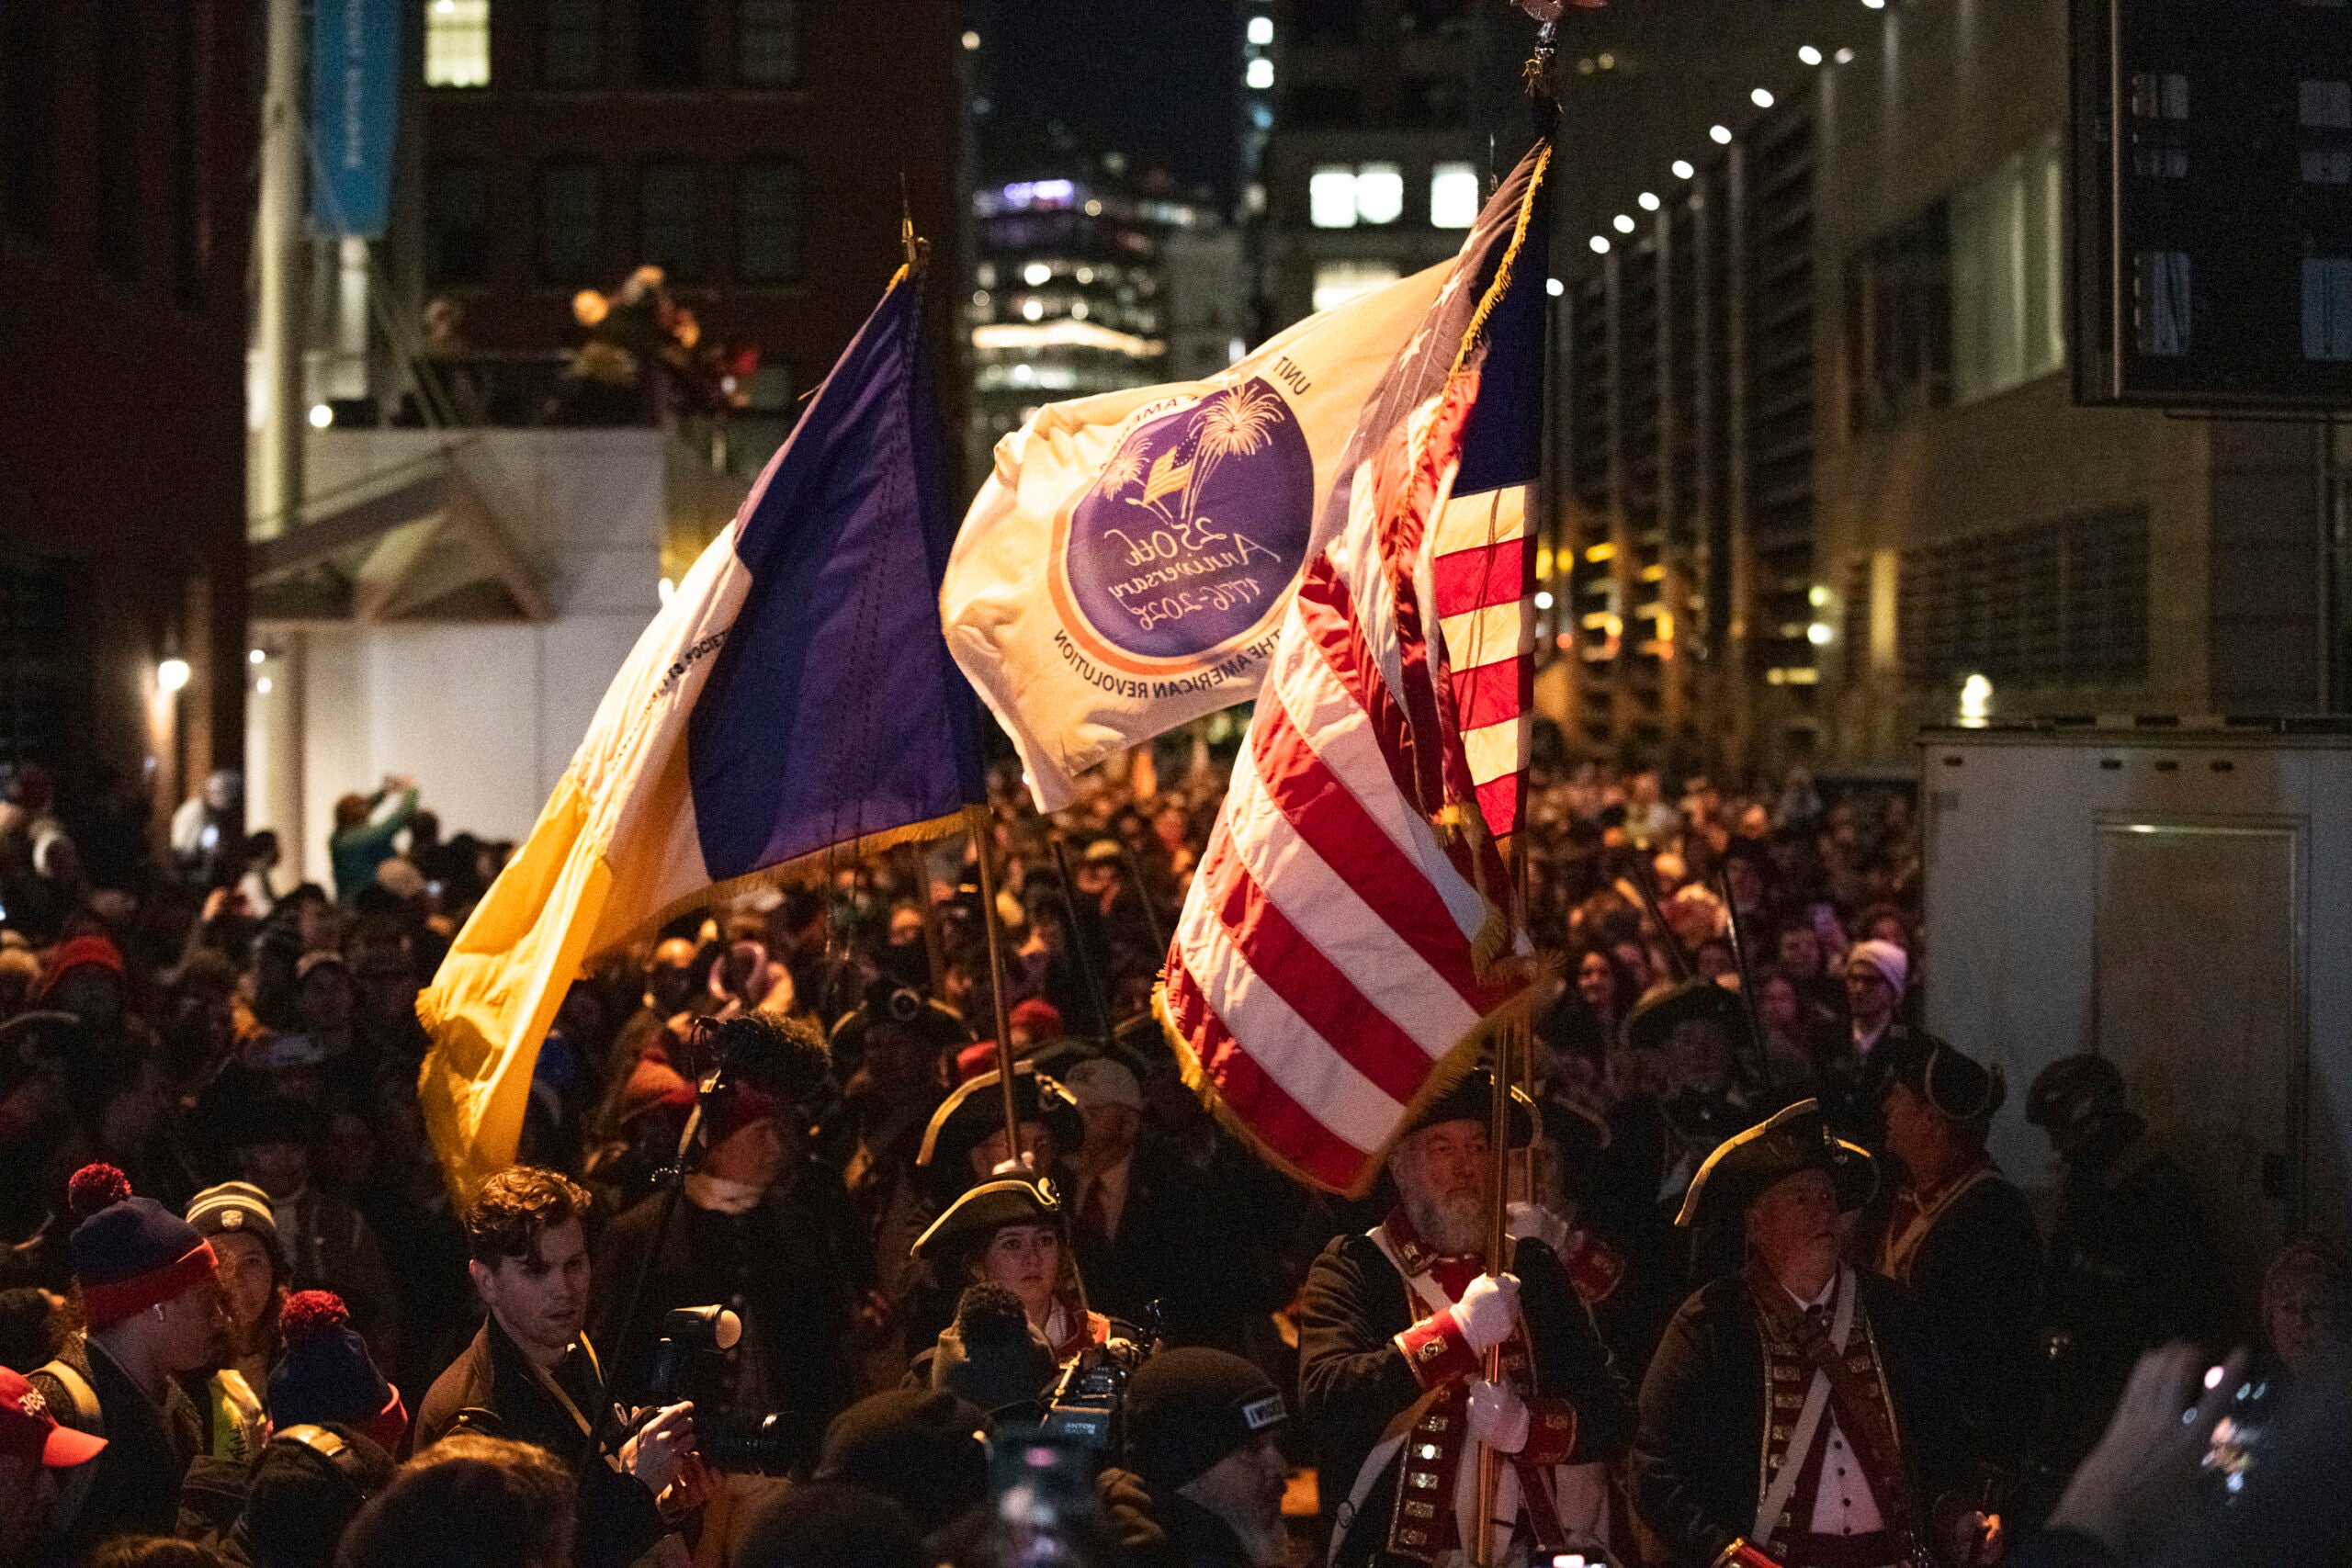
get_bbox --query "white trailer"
[1919,723,2352,1314]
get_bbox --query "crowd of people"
[0,743,2340,1568]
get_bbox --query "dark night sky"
[984,0,1243,204]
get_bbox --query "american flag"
[1159,142,1552,1194]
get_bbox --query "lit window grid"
[424,0,492,87]
[1313,160,1481,230]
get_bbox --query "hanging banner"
[311,0,401,237]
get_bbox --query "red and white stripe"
[1430,483,1533,839]
[1162,365,1526,1193]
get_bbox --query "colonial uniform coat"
[1631,1265,1962,1568]
[1868,1161,2041,1468]
[1299,1219,1634,1567]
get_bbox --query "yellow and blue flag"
[417,265,981,1200]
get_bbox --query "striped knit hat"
[66,1165,218,1330]
[185,1181,285,1271]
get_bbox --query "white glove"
[1452,1272,1521,1355]
[1465,1380,1531,1454]
[1505,1201,1570,1256]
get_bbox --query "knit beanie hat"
[186,1181,286,1271]
[66,1164,218,1330]
[1009,998,1064,1042]
[241,1423,395,1568]
[1847,938,1909,1001]
[36,935,124,1008]
[616,1052,696,1128]
[702,1079,782,1151]
[816,1388,989,1536]
[1125,1348,1287,1492]
[269,1292,407,1451]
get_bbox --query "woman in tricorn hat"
[899,1061,1107,1360]
[910,1177,1129,1371]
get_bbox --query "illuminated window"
[1245,56,1273,90]
[1430,162,1479,229]
[1313,259,1398,312]
[424,0,492,87]
[1309,165,1356,228]
[1951,134,2065,401]
[1246,13,1273,45]
[1355,162,1403,224]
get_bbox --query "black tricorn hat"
[1402,1067,1541,1149]
[910,1178,1061,1262]
[916,1064,1084,1205]
[1622,976,1748,1056]
[1882,1034,2006,1124]
[1674,1098,1876,1230]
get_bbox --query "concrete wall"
[1922,730,2352,1282]
[250,428,670,888]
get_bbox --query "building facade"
[965,135,1241,481]
[1545,0,2338,777]
[1258,0,1537,332]
[0,0,255,836]
[411,0,967,484]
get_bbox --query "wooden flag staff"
[1474,840,1535,1568]
[969,808,1025,1164]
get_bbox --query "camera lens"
[697,1412,804,1476]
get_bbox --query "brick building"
[410,0,968,483]
[0,0,255,835]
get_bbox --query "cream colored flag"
[942,262,1451,810]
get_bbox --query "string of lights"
[1583,1,1883,258]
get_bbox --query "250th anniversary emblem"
[1047,378,1314,694]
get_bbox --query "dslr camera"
[647,1304,808,1476]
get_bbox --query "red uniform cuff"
[1394,1310,1479,1389]
[1521,1396,1577,1466]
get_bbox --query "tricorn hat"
[1622,976,1749,1057]
[916,1065,1083,1205]
[1674,1099,1875,1230]
[1883,1035,2006,1124]
[910,1178,1061,1263]
[1401,1067,1540,1149]
[2026,1054,2127,1135]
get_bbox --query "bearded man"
[1299,1071,1632,1568]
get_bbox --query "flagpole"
[1475,835,1531,1568]
[1048,833,1115,1044]
[969,808,1027,1167]
[902,841,949,999]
